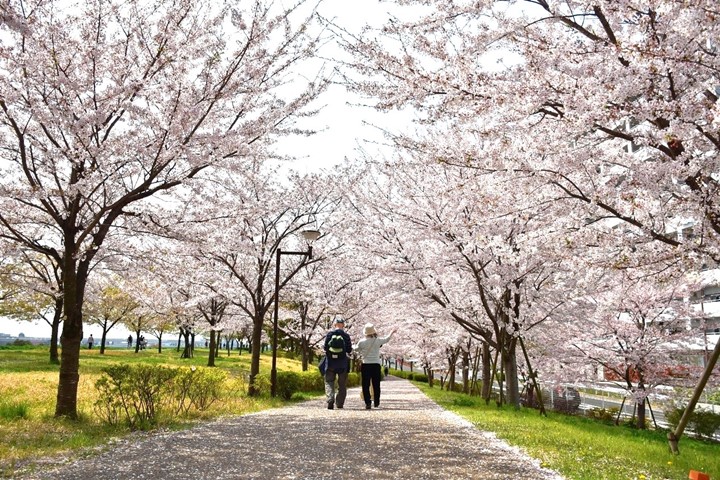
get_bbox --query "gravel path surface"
[22,376,563,480]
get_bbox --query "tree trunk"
[54,252,87,418]
[636,380,647,429]
[637,399,647,429]
[157,332,163,354]
[207,330,216,367]
[301,336,309,371]
[99,324,108,354]
[49,297,63,364]
[180,329,193,359]
[248,315,264,396]
[462,349,470,394]
[503,340,520,408]
[135,328,142,353]
[481,342,492,401]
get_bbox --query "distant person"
[87,334,94,350]
[383,365,389,378]
[323,317,352,410]
[127,335,133,348]
[355,324,396,409]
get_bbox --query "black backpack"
[327,333,346,359]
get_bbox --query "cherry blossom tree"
[158,163,340,393]
[341,156,586,406]
[0,0,327,417]
[0,251,63,362]
[334,0,719,422]
[84,275,138,354]
[337,0,720,278]
[338,0,719,248]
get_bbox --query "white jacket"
[355,332,393,364]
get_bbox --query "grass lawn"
[0,344,304,478]
[417,383,720,480]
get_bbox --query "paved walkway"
[22,377,563,479]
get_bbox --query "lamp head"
[300,229,321,242]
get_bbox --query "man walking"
[323,317,352,410]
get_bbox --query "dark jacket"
[324,328,352,372]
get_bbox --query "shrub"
[453,396,477,407]
[586,407,620,423]
[94,363,178,429]
[0,401,29,420]
[173,367,227,414]
[252,373,272,396]
[665,405,683,428]
[276,371,302,400]
[389,369,429,383]
[693,409,720,439]
[298,370,324,392]
[11,339,32,347]
[251,369,360,398]
[346,372,361,388]
[664,404,720,439]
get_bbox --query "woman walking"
[355,323,395,410]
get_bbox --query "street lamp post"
[271,229,321,397]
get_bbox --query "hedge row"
[389,369,429,383]
[254,370,361,399]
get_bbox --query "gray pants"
[324,368,348,407]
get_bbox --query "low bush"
[94,364,177,429]
[452,395,477,407]
[173,367,227,413]
[298,370,325,392]
[94,363,227,429]
[255,369,361,399]
[585,407,620,423]
[664,404,720,439]
[389,369,428,383]
[275,371,302,400]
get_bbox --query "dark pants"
[361,363,382,407]
[325,368,348,407]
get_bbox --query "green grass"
[0,401,29,420]
[417,383,720,480]
[0,345,309,478]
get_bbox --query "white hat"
[363,323,377,336]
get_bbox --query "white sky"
[281,0,416,174]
